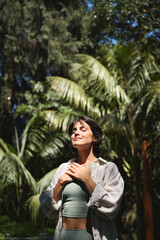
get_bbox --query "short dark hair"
[68,116,102,154]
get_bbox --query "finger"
[66,169,75,175]
[66,169,72,173]
[72,163,80,167]
[69,164,79,170]
[66,171,76,178]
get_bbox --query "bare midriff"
[62,216,91,229]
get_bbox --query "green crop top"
[62,162,94,218]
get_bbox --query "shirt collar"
[96,157,107,164]
[68,157,107,164]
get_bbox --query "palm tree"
[0,111,70,220]
[0,138,37,219]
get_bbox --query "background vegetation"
[0,0,160,239]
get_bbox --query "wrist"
[58,177,66,187]
[82,175,91,184]
[83,176,96,195]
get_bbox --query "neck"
[77,148,96,165]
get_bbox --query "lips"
[73,137,83,141]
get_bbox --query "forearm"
[53,178,65,203]
[83,176,96,195]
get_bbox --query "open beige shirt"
[39,157,124,240]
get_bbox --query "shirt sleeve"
[39,164,66,218]
[87,163,124,221]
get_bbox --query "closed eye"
[72,126,87,134]
[80,126,87,131]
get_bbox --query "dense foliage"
[0,0,160,239]
[0,215,54,237]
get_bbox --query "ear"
[93,136,98,143]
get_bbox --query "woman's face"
[71,121,96,150]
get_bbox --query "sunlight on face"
[71,121,95,149]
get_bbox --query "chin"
[72,143,82,150]
[72,144,79,148]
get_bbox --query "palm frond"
[26,194,41,223]
[0,152,37,192]
[39,109,72,132]
[39,132,69,159]
[39,109,86,132]
[19,114,41,160]
[122,157,131,177]
[0,138,10,161]
[145,80,160,116]
[100,113,130,136]
[20,110,74,162]
[129,51,159,97]
[70,54,129,104]
[37,168,57,193]
[26,168,57,222]
[100,113,134,150]
[48,76,102,117]
[133,80,160,119]
[20,111,64,160]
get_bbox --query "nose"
[75,130,80,136]
[73,129,80,136]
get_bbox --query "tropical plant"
[0,109,71,220]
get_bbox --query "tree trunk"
[127,114,144,240]
[142,141,154,240]
[0,75,14,144]
[134,155,145,240]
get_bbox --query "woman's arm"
[87,163,124,221]
[53,173,73,203]
[39,163,70,218]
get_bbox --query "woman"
[39,116,124,240]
